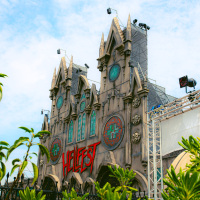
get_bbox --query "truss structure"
[147,89,200,199]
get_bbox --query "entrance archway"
[96,165,119,188]
[42,177,56,191]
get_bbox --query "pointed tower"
[49,67,56,100]
[99,33,104,57]
[124,14,132,56]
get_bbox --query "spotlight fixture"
[57,49,61,54]
[85,63,90,69]
[133,19,137,24]
[139,23,150,30]
[179,75,197,93]
[107,8,112,14]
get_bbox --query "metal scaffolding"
[147,89,200,199]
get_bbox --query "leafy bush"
[19,187,46,200]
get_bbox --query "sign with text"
[62,141,101,177]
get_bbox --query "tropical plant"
[178,136,200,172]
[0,73,8,101]
[108,165,137,193]
[5,126,51,200]
[95,181,132,200]
[162,165,200,200]
[162,136,200,199]
[0,141,9,181]
[62,188,89,200]
[95,165,138,200]
[19,187,46,200]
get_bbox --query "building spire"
[51,67,56,88]
[68,55,73,79]
[99,33,104,57]
[126,14,131,41]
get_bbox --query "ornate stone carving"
[132,132,141,143]
[40,160,44,166]
[132,114,141,125]
[132,97,141,108]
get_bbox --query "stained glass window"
[68,120,73,143]
[80,101,86,112]
[81,113,86,140]
[109,64,120,82]
[81,93,86,100]
[90,110,96,136]
[77,115,82,141]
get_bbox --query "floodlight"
[85,64,90,68]
[179,75,188,88]
[188,78,197,88]
[107,8,111,14]
[133,19,137,24]
[146,25,150,30]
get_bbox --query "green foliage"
[95,165,138,200]
[0,73,8,101]
[178,136,200,172]
[19,187,46,200]
[0,141,9,181]
[62,188,89,200]
[162,136,200,199]
[108,165,137,192]
[162,165,200,200]
[95,182,132,200]
[7,127,51,185]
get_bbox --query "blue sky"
[0,0,200,183]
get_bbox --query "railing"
[0,176,147,200]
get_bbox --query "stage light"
[85,64,90,68]
[57,49,61,54]
[107,8,111,14]
[188,78,197,88]
[133,19,137,24]
[41,110,43,115]
[179,75,188,88]
[139,23,145,27]
[146,25,150,30]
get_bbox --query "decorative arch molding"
[68,172,83,185]
[44,174,61,191]
[104,17,124,55]
[96,162,119,180]
[89,84,98,106]
[68,172,83,193]
[77,75,90,94]
[130,67,143,96]
[132,170,148,192]
[83,177,95,194]
[96,162,120,188]
[42,114,49,131]
[55,57,67,88]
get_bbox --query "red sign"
[62,141,101,177]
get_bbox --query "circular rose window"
[50,138,62,164]
[102,116,124,150]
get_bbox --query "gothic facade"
[38,15,173,193]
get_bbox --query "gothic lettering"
[62,141,101,177]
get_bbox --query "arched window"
[90,110,96,136]
[81,113,86,140]
[68,120,73,143]
[77,113,86,141]
[77,115,82,141]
